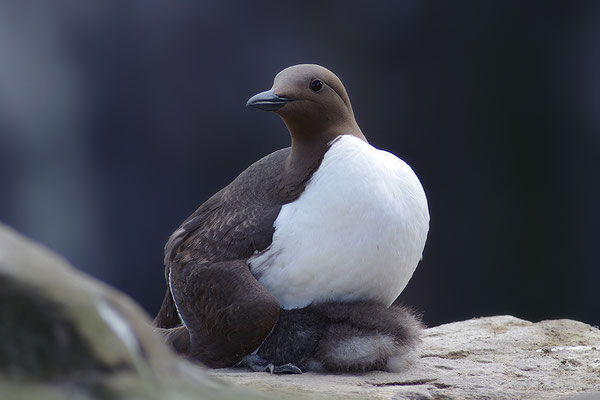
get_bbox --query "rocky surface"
[1,221,599,399]
[212,316,600,399]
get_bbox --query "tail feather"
[153,287,181,329]
[155,325,190,354]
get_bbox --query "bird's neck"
[285,117,365,164]
[280,120,366,198]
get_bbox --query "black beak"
[246,89,293,111]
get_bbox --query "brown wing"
[165,147,291,269]
[155,148,290,367]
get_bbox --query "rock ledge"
[211,315,600,399]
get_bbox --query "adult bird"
[155,64,430,373]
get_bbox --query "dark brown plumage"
[154,148,323,367]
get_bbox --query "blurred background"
[0,1,598,328]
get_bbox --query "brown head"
[247,64,366,169]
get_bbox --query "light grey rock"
[0,222,291,400]
[211,316,600,399]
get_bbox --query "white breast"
[249,135,430,310]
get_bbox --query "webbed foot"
[237,354,302,374]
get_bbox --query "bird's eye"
[310,79,323,92]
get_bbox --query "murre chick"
[154,64,430,374]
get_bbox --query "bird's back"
[155,146,307,329]
[164,147,291,269]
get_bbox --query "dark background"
[1,1,598,328]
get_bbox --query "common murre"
[155,64,430,373]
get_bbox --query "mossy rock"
[0,222,296,400]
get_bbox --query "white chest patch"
[249,135,430,310]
